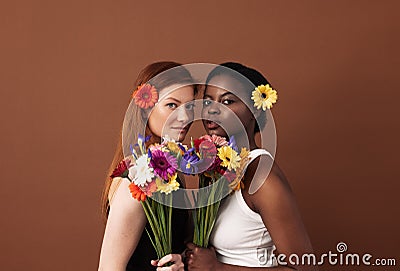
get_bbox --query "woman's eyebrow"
[204,92,233,99]
[220,92,234,98]
[163,97,181,103]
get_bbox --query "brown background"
[1,0,399,270]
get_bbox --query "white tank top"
[209,149,277,267]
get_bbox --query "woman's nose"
[207,102,220,115]
[176,106,190,122]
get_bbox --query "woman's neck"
[231,132,258,151]
[145,134,162,146]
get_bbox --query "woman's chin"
[164,131,186,142]
[206,128,227,138]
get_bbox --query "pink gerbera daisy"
[149,149,177,180]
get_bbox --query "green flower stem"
[141,194,173,260]
[156,197,168,251]
[141,200,163,258]
[168,195,172,253]
[193,174,226,248]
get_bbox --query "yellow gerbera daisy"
[217,146,241,171]
[162,141,183,155]
[239,147,250,160]
[237,147,250,177]
[229,148,250,191]
[156,173,180,194]
[229,179,245,191]
[251,84,278,111]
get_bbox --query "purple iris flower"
[180,148,203,174]
[228,135,239,152]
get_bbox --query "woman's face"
[148,85,195,142]
[202,75,255,138]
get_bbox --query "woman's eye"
[185,103,195,110]
[222,99,234,105]
[166,103,178,109]
[203,100,212,106]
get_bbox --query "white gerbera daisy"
[131,154,154,187]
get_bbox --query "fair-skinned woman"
[186,63,316,271]
[99,61,197,271]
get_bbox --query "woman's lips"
[205,121,220,130]
[171,126,189,133]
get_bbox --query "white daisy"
[131,154,154,187]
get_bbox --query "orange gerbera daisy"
[132,84,158,109]
[129,182,147,201]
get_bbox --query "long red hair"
[101,61,196,221]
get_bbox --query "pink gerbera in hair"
[132,84,158,109]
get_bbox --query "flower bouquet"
[191,135,250,247]
[110,133,250,255]
[110,134,188,259]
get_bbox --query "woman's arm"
[186,243,298,271]
[98,178,147,271]
[187,160,317,271]
[249,162,316,270]
[98,178,186,271]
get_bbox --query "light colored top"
[209,149,277,267]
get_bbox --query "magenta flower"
[149,149,177,180]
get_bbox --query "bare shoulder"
[243,155,295,213]
[242,154,315,262]
[109,177,143,215]
[261,160,292,193]
[244,154,291,189]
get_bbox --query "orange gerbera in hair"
[129,182,147,201]
[132,84,158,109]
